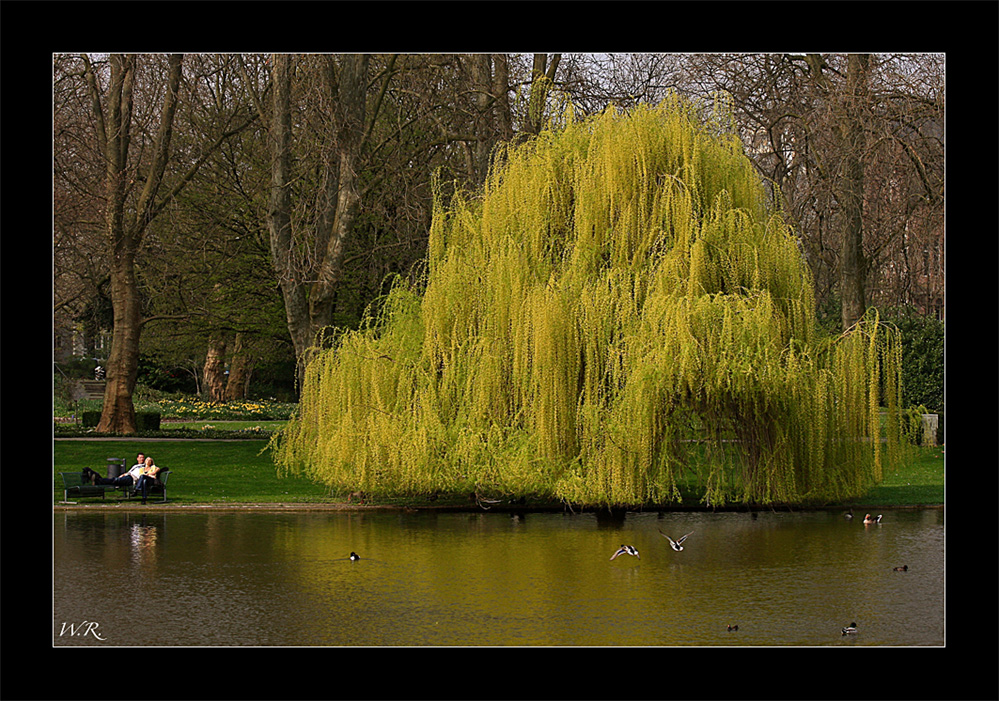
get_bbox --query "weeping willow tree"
[271,96,908,507]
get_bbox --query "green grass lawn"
[53,440,944,508]
[859,444,945,506]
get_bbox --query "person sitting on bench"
[84,453,145,489]
[133,456,163,504]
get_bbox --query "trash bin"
[920,414,939,448]
[106,458,125,479]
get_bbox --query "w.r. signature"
[58,621,107,641]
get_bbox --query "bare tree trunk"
[266,54,313,372]
[470,54,494,185]
[102,251,143,432]
[804,53,871,330]
[526,54,561,135]
[491,54,513,143]
[224,332,254,400]
[203,335,228,402]
[464,54,515,185]
[838,54,870,330]
[307,54,370,328]
[470,55,497,185]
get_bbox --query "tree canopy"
[271,97,908,507]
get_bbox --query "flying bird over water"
[610,545,640,561]
[658,529,693,551]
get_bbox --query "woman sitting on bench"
[134,457,163,504]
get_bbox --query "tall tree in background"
[63,53,572,405]
[79,53,256,431]
[262,54,387,382]
[808,53,871,330]
[526,53,561,136]
[54,54,113,361]
[138,54,293,402]
[466,53,514,185]
[680,53,943,330]
[85,54,184,433]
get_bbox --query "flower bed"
[137,398,297,422]
[54,396,297,438]
[53,423,283,440]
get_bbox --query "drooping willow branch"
[271,96,908,507]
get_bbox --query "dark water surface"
[53,508,943,646]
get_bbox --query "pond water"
[53,508,943,647]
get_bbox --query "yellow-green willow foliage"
[271,97,907,507]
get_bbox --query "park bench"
[59,472,112,503]
[58,461,172,504]
[123,469,171,503]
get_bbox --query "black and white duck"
[610,545,640,561]
[658,529,693,551]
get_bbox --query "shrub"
[136,412,162,431]
[882,306,944,412]
[54,357,102,380]
[136,354,198,394]
[78,410,160,430]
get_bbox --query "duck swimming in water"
[658,529,693,551]
[863,514,882,525]
[349,552,360,561]
[841,622,858,635]
[610,545,640,561]
[727,624,739,632]
[893,565,908,572]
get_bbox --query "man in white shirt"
[89,453,145,488]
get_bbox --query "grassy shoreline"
[53,438,944,511]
